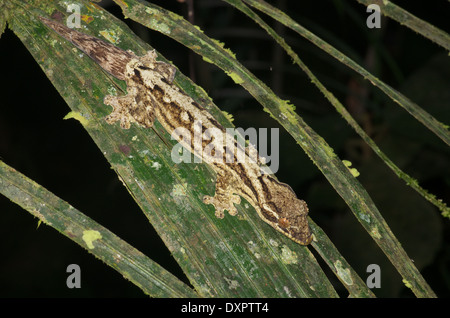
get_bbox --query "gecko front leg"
[103,85,154,129]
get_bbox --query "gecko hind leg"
[203,170,241,218]
[103,93,136,129]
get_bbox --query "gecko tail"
[39,16,134,81]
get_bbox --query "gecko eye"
[278,217,290,229]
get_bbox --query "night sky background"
[0,0,449,297]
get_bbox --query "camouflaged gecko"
[39,16,312,245]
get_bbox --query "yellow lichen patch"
[81,15,94,24]
[226,71,244,84]
[223,47,237,59]
[99,29,120,44]
[64,111,89,127]
[221,111,234,123]
[343,160,360,177]
[278,99,298,124]
[82,230,102,249]
[350,168,360,177]
[279,99,296,112]
[402,279,413,289]
[202,56,214,64]
[193,25,205,33]
[262,107,278,121]
[210,38,237,59]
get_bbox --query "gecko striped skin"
[40,17,312,245]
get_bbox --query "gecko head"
[261,178,313,245]
[275,197,313,245]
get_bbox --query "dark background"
[0,0,449,297]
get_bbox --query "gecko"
[39,16,313,245]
